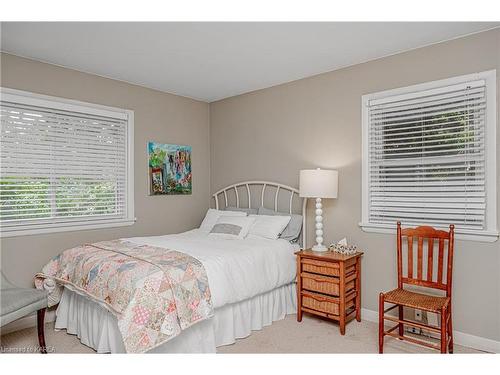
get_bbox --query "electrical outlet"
[428,312,438,326]
[415,309,422,321]
[406,327,422,335]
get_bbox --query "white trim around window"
[360,70,498,242]
[0,88,135,237]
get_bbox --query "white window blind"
[361,71,498,242]
[0,89,134,236]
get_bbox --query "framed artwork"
[148,142,192,195]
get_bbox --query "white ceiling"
[1,22,499,102]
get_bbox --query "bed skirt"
[54,283,297,353]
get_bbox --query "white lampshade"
[299,169,338,198]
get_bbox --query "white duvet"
[126,229,298,309]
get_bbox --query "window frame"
[360,70,498,242]
[0,87,135,237]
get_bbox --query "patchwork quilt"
[35,240,213,353]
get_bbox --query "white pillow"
[209,216,256,239]
[248,214,291,240]
[199,208,247,232]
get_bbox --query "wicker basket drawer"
[302,291,339,315]
[302,258,340,276]
[302,272,356,297]
[302,272,339,295]
[302,258,356,278]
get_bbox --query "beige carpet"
[0,314,484,354]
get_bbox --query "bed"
[44,181,307,353]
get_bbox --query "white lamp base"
[311,197,329,252]
[312,244,328,252]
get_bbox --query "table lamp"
[299,168,338,252]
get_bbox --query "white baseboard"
[0,310,56,336]
[361,308,500,353]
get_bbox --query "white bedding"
[126,229,298,309]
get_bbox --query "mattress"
[54,229,300,352]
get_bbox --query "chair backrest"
[396,222,455,297]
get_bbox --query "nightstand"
[295,249,363,335]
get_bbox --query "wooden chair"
[379,222,455,353]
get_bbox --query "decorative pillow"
[248,214,291,240]
[257,206,303,242]
[199,208,247,232]
[224,206,258,215]
[209,216,256,239]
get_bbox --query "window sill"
[0,218,136,238]
[359,222,499,243]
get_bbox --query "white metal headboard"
[212,181,307,248]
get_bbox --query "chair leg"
[37,308,47,354]
[440,307,447,354]
[448,306,453,354]
[398,305,404,338]
[378,293,384,354]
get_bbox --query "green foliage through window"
[0,176,118,221]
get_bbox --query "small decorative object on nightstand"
[299,168,338,252]
[295,249,363,335]
[329,238,359,255]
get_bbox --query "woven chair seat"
[383,288,450,313]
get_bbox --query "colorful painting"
[148,142,192,195]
